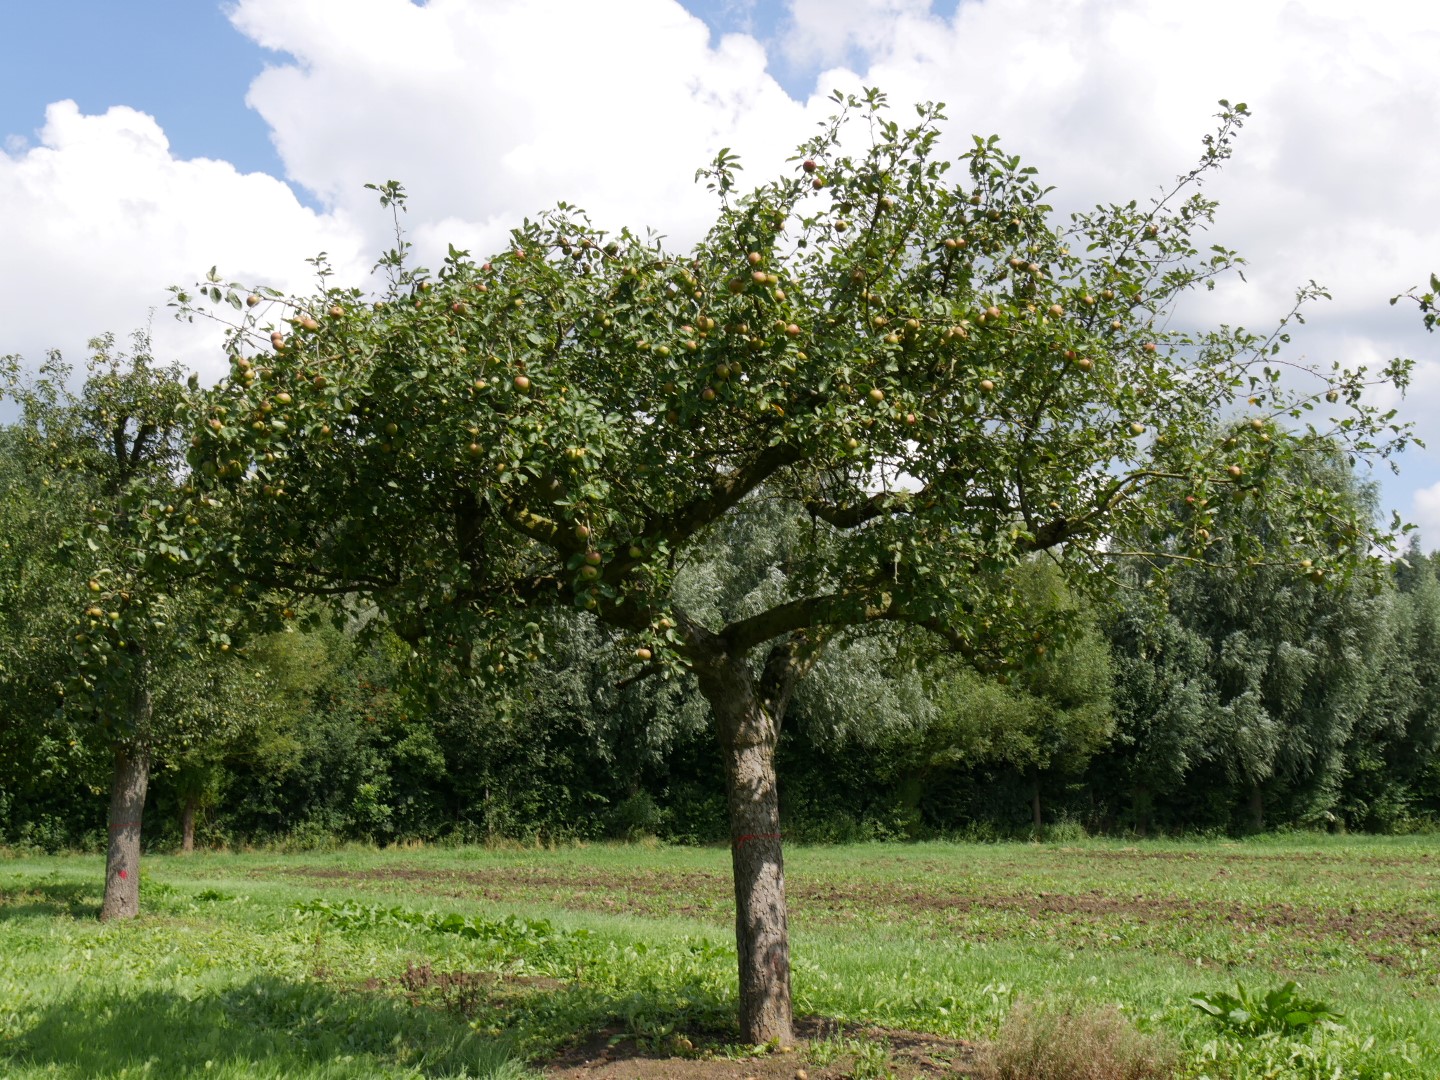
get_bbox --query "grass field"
[1,835,1437,1078]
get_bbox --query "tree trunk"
[1031,774,1042,831]
[1247,782,1265,832]
[694,650,793,1047]
[100,744,150,920]
[181,794,198,854]
[101,648,153,922]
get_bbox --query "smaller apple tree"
[173,90,1410,1043]
[1,334,251,919]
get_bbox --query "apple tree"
[174,91,1410,1042]
[1,334,250,919]
[1394,272,1440,333]
[0,418,108,848]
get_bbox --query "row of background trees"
[3,92,1434,1038]
[5,347,1438,853]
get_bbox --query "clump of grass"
[980,1000,1175,1080]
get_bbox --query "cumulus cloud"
[228,0,1439,397]
[2,0,1437,515]
[0,101,363,383]
[785,0,1440,508]
[779,0,936,69]
[230,0,811,261]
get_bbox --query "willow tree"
[175,91,1408,1042]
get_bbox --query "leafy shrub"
[1188,981,1343,1038]
[609,791,665,839]
[1039,816,1089,843]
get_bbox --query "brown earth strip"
[1064,846,1437,868]
[268,862,1439,951]
[347,961,979,1078]
[543,1018,977,1079]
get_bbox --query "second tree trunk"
[697,652,794,1047]
[100,745,150,921]
[181,793,198,854]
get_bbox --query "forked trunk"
[181,794,198,854]
[100,744,150,920]
[695,651,793,1047]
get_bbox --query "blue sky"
[2,0,1438,537]
[0,0,804,181]
[0,1,962,181]
[1,2,280,172]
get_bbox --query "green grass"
[2,835,1437,1078]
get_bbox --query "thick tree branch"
[805,490,911,528]
[758,630,830,728]
[722,590,979,660]
[496,505,572,550]
[615,661,663,690]
[1020,515,1078,552]
[125,421,158,478]
[454,487,489,565]
[804,469,1011,531]
[722,594,853,652]
[648,441,804,548]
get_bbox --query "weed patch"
[979,1001,1175,1080]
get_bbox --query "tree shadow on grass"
[0,880,101,921]
[374,955,753,1070]
[4,974,527,1080]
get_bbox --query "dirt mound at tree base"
[543,1019,978,1079]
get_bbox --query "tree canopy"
[0,335,255,918]
[168,90,1410,1043]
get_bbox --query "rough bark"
[181,794,198,855]
[100,743,150,920]
[694,645,793,1047]
[100,649,153,921]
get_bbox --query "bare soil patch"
[1071,846,1437,868]
[348,959,979,1078]
[268,862,733,918]
[543,1018,977,1079]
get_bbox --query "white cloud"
[2,0,1438,518]
[780,0,935,69]
[230,0,811,262]
[789,0,1440,510]
[0,101,364,383]
[1412,481,1440,550]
